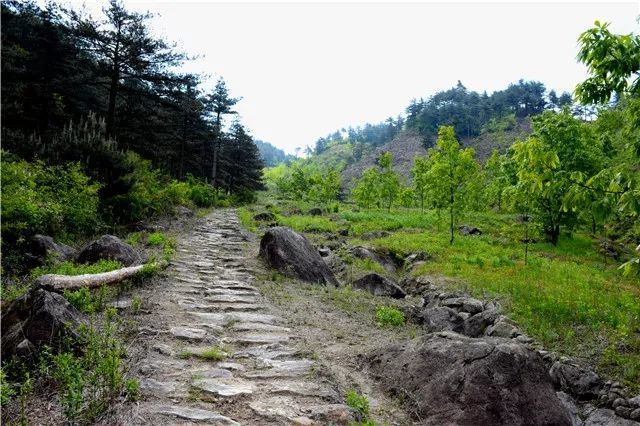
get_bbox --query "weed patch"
[375,306,405,327]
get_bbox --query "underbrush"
[1,308,137,424]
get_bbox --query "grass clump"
[180,346,228,361]
[375,306,405,327]
[63,286,109,314]
[346,389,374,425]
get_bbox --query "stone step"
[233,344,299,361]
[192,378,255,397]
[244,359,314,379]
[248,396,351,425]
[224,332,290,346]
[229,322,291,333]
[170,326,207,341]
[189,311,281,327]
[205,294,258,304]
[263,380,339,400]
[155,405,239,425]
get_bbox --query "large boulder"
[78,235,142,266]
[27,234,76,266]
[352,273,406,298]
[368,332,575,425]
[1,288,86,360]
[259,227,339,286]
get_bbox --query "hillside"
[254,139,294,166]
[334,119,532,186]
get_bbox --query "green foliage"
[124,378,140,401]
[131,295,142,314]
[484,149,511,211]
[378,152,401,211]
[63,286,109,314]
[147,232,168,247]
[352,167,380,209]
[1,157,100,263]
[375,306,405,327]
[423,126,480,244]
[345,389,372,424]
[575,21,640,104]
[0,369,15,408]
[51,310,126,423]
[180,346,228,361]
[31,259,122,280]
[187,176,216,207]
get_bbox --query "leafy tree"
[399,186,415,208]
[510,108,601,245]
[378,152,401,211]
[352,167,380,209]
[411,155,430,213]
[484,149,510,211]
[425,126,480,244]
[575,21,640,105]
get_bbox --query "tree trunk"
[34,264,151,292]
[449,188,455,245]
[106,68,119,138]
[211,111,222,187]
[546,224,560,246]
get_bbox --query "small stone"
[630,408,640,421]
[292,417,314,425]
[616,406,633,418]
[192,379,254,397]
[613,398,627,408]
[153,343,174,356]
[169,326,207,341]
[156,405,239,424]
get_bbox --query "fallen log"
[33,262,164,292]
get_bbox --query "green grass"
[375,306,405,327]
[179,346,228,361]
[237,207,256,232]
[31,259,122,279]
[249,200,640,391]
[147,232,167,246]
[276,214,339,233]
[345,389,374,425]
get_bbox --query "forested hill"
[255,140,295,166]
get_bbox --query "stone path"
[129,210,351,425]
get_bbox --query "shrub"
[187,176,216,207]
[345,389,373,424]
[1,157,101,246]
[375,305,405,327]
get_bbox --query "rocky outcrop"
[349,246,398,273]
[253,212,276,222]
[174,205,195,217]
[459,224,482,236]
[1,288,86,360]
[368,332,575,425]
[26,234,76,267]
[351,273,406,298]
[307,208,323,216]
[259,227,339,287]
[78,235,142,266]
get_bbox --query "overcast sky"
[62,1,638,154]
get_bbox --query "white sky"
[61,1,639,154]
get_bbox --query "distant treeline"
[314,80,574,155]
[255,140,295,167]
